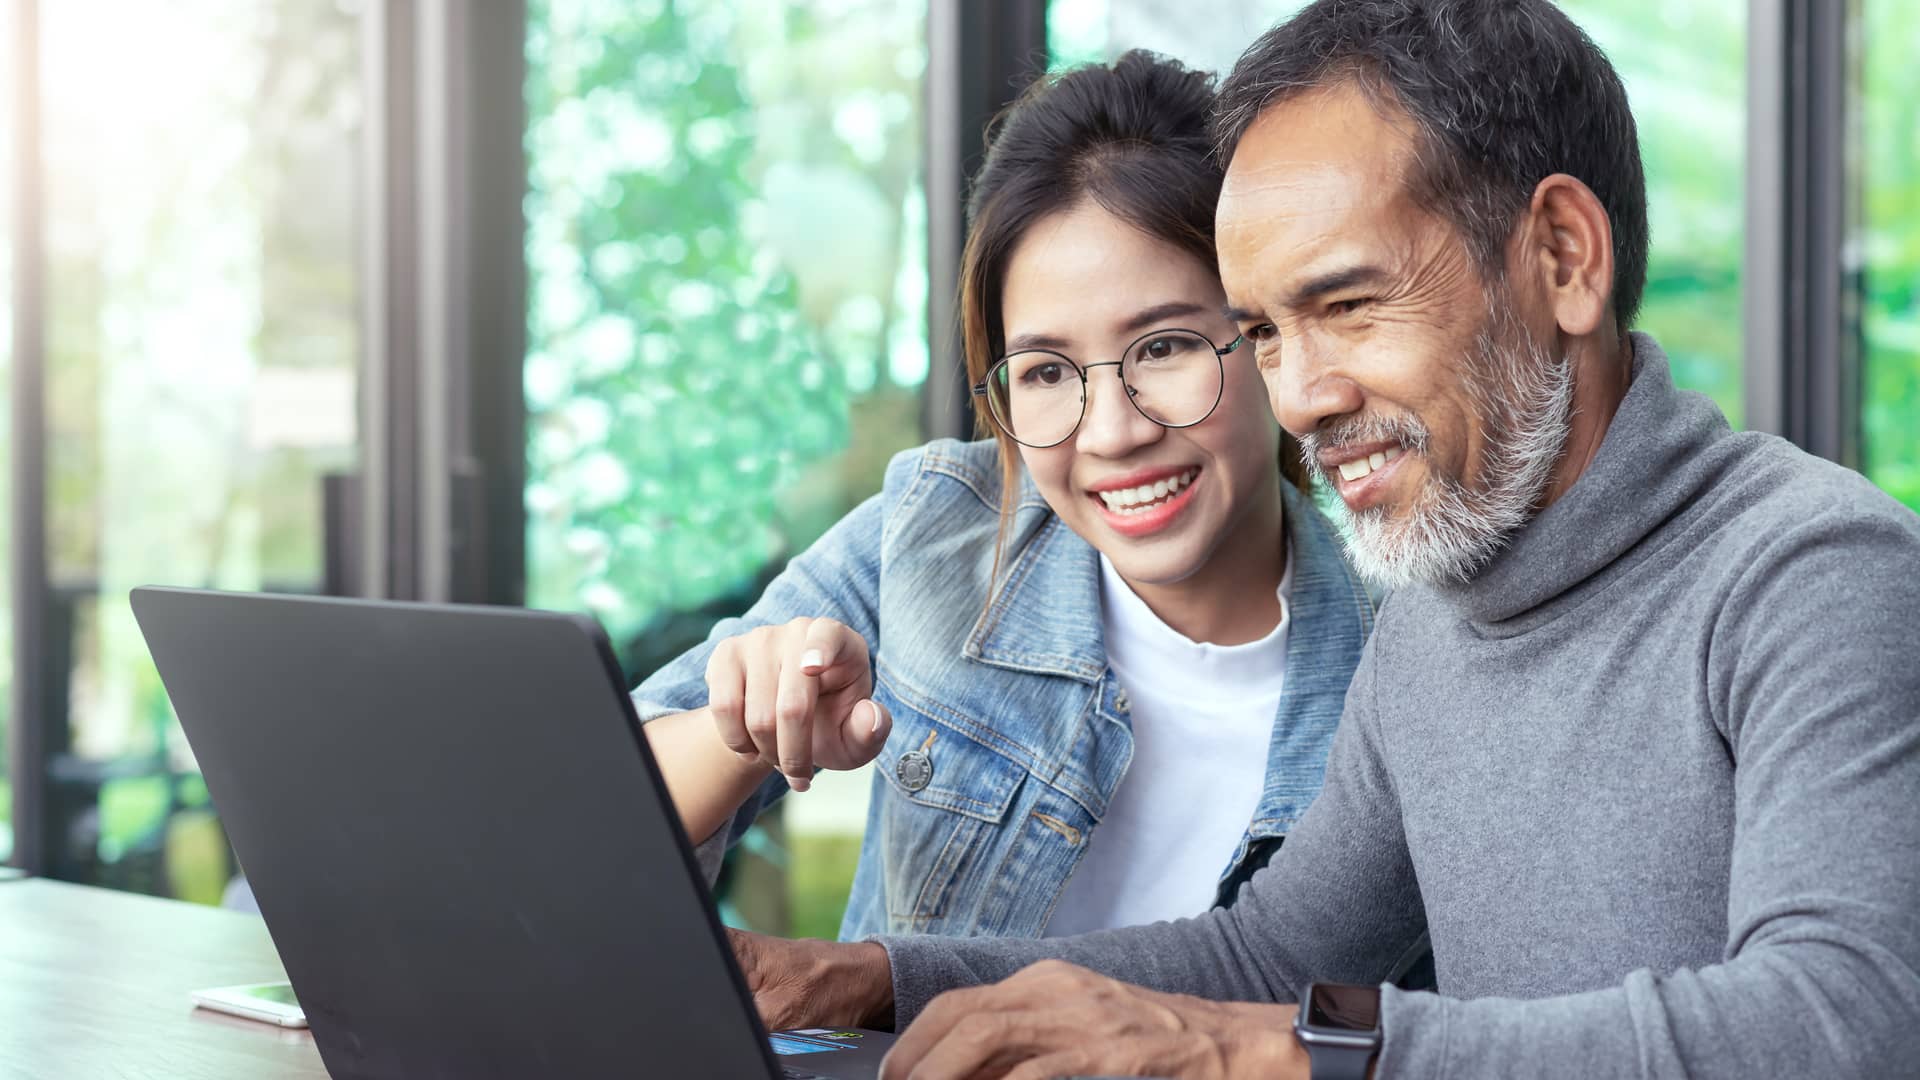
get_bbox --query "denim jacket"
[631,438,1374,940]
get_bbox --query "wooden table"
[0,878,329,1077]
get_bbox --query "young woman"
[636,50,1374,940]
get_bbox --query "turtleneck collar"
[1426,332,1735,630]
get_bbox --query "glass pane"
[1562,3,1745,424]
[1048,1,1748,424]
[0,0,13,864]
[1859,0,1920,511]
[38,0,361,899]
[524,0,930,937]
[1048,0,1310,75]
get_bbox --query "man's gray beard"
[1299,298,1575,589]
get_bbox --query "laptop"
[131,586,895,1080]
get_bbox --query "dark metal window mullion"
[923,0,1050,444]
[7,0,48,875]
[370,0,422,600]
[1748,0,1862,465]
[452,0,526,607]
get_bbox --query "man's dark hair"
[1214,0,1650,332]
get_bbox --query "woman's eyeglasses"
[972,328,1241,449]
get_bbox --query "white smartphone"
[189,981,309,1028]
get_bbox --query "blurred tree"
[527,0,841,647]
[525,0,929,661]
[1861,0,1920,510]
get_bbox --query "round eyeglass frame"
[971,328,1243,449]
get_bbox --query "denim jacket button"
[1114,689,1131,715]
[895,749,933,792]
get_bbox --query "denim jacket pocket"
[874,691,1028,929]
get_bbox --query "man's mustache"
[1296,412,1432,477]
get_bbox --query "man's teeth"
[1096,468,1198,513]
[1336,446,1405,482]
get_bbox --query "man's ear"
[1519,173,1615,337]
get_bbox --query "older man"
[732,2,1920,1077]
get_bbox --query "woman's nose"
[1074,365,1163,456]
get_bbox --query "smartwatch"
[1293,982,1383,1080]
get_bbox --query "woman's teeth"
[1337,446,1405,482]
[1096,468,1198,514]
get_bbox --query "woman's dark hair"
[961,50,1310,583]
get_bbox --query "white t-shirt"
[1043,549,1293,937]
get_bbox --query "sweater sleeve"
[1374,510,1920,1079]
[877,632,1430,1024]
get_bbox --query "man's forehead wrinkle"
[1218,155,1389,252]
[1231,79,1426,171]
[1219,184,1417,302]
[1220,103,1425,246]
[1222,161,1377,213]
[1215,83,1457,317]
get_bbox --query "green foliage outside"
[1564,2,1746,426]
[1860,0,1920,510]
[524,0,929,661]
[526,1,841,643]
[789,832,865,940]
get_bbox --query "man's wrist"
[1218,1001,1313,1075]
[848,941,896,1030]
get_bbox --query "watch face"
[1306,984,1380,1033]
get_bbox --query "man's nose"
[1265,337,1363,439]
[1075,365,1163,456]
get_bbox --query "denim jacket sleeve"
[629,448,913,882]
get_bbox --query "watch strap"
[1304,1042,1376,1080]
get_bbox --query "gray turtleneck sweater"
[872,335,1920,1078]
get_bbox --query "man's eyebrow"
[1221,266,1387,325]
[1284,264,1390,310]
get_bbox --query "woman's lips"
[1089,468,1202,538]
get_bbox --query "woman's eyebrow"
[1004,330,1072,353]
[1114,300,1209,336]
[1005,300,1212,354]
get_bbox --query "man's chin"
[1342,514,1429,590]
[1340,500,1512,590]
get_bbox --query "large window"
[523,0,930,937]
[1859,0,1920,512]
[1560,2,1745,424]
[32,0,361,900]
[525,0,929,660]
[1048,1,1748,424]
[0,0,14,865]
[1049,0,1309,74]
